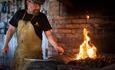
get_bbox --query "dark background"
[58,0,115,54]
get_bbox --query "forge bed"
[25,54,115,70]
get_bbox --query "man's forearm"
[4,25,16,47]
[4,30,14,46]
[45,30,59,49]
[45,30,64,54]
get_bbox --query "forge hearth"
[25,54,115,70]
[68,55,115,68]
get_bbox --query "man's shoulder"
[16,9,25,14]
[39,12,46,16]
[38,12,47,18]
[17,9,25,12]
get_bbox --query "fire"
[76,28,97,60]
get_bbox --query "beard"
[33,9,40,15]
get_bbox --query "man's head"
[28,0,43,5]
[26,0,43,15]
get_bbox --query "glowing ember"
[76,28,97,60]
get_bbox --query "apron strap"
[22,11,26,20]
[22,11,35,21]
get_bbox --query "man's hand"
[55,46,64,55]
[2,45,9,55]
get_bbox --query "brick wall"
[47,0,115,56]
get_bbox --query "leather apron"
[12,13,42,70]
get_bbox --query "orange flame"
[76,28,97,60]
